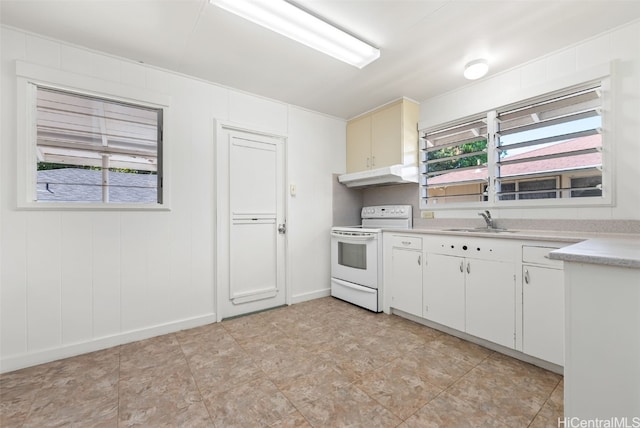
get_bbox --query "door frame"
[213,119,290,322]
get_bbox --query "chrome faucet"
[478,210,494,229]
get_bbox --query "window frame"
[16,61,171,210]
[419,63,613,211]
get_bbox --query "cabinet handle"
[524,269,530,284]
[418,255,421,266]
[466,262,471,274]
[402,241,411,246]
[366,157,370,168]
[459,261,464,272]
[372,155,376,166]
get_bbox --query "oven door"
[330,230,378,288]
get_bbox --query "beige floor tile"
[355,357,443,419]
[268,409,312,427]
[298,383,402,427]
[530,380,564,428]
[445,357,560,426]
[204,377,296,428]
[0,364,50,427]
[275,353,354,408]
[404,391,512,428]
[425,334,493,366]
[0,296,564,427]
[21,348,120,428]
[118,365,211,427]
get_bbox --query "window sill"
[16,202,171,212]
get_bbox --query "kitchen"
[1,1,640,426]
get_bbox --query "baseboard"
[0,313,217,374]
[290,287,331,305]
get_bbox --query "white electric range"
[330,205,413,312]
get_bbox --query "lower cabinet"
[389,236,423,317]
[522,245,564,366]
[385,232,565,366]
[424,254,515,349]
[465,259,515,349]
[423,253,465,331]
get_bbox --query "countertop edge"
[548,237,640,269]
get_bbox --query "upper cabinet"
[346,98,419,174]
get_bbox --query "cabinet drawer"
[391,235,422,250]
[523,246,563,268]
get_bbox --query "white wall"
[419,20,640,221]
[0,27,346,372]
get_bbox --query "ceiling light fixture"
[210,0,380,69]
[464,59,489,80]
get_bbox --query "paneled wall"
[0,27,345,372]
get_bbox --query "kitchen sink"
[444,228,518,233]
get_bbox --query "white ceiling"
[2,1,640,119]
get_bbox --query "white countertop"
[548,237,640,269]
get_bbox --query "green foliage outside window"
[426,139,487,173]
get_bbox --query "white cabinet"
[522,245,564,366]
[465,259,515,349]
[423,236,517,349]
[384,232,568,364]
[388,235,423,317]
[423,253,465,331]
[346,98,419,173]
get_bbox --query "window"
[419,75,608,209]
[35,86,163,204]
[500,177,559,200]
[419,117,488,204]
[496,83,602,202]
[570,175,602,198]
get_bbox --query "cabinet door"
[522,265,564,365]
[371,102,401,168]
[389,248,422,317]
[465,259,515,349]
[423,253,465,331]
[346,115,371,173]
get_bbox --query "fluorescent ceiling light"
[210,0,380,69]
[464,59,489,80]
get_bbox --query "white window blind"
[35,86,163,204]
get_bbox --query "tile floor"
[1,297,563,427]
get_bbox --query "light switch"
[290,184,297,196]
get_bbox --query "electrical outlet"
[421,211,435,219]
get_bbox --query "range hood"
[338,164,419,188]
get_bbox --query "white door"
[217,127,286,319]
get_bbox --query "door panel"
[230,220,277,304]
[390,248,422,317]
[423,253,465,331]
[522,265,564,365]
[465,259,515,349]
[218,127,286,319]
[230,138,277,215]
